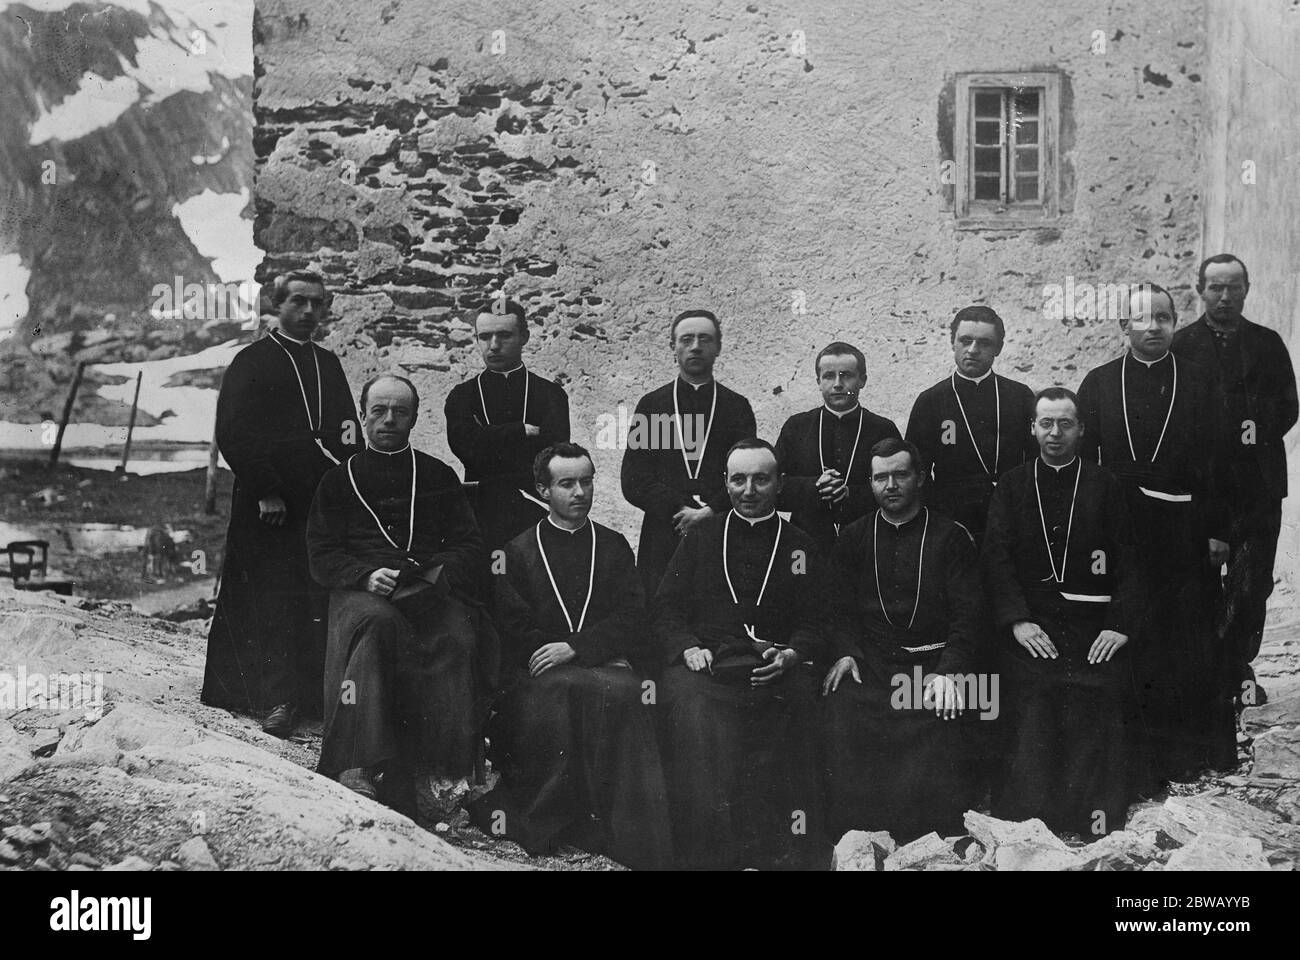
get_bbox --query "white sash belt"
[1060,591,1112,603]
[902,641,946,653]
[1138,486,1192,502]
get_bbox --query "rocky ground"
[1,577,1297,872]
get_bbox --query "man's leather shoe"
[339,768,378,800]
[262,702,297,738]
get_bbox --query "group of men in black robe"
[201,251,1293,868]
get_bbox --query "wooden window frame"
[955,71,1060,229]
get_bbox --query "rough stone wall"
[253,0,1206,541]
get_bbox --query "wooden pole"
[48,360,86,469]
[204,428,220,514]
[118,370,143,473]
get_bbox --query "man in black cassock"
[470,442,671,869]
[774,341,900,552]
[202,271,360,737]
[307,375,487,816]
[1077,283,1236,787]
[906,305,1037,546]
[444,297,570,555]
[621,309,757,598]
[982,388,1145,835]
[1172,255,1298,707]
[822,438,985,841]
[655,438,828,870]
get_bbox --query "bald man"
[308,375,488,820]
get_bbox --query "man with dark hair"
[307,375,488,818]
[1173,255,1298,707]
[822,437,985,840]
[621,308,757,597]
[1077,284,1235,786]
[982,388,1145,835]
[774,341,900,551]
[203,270,361,737]
[906,305,1038,545]
[471,442,671,868]
[654,437,828,869]
[445,296,570,556]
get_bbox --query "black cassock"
[202,331,359,717]
[981,458,1145,835]
[621,377,756,598]
[824,508,986,841]
[905,370,1038,544]
[774,404,900,552]
[1078,352,1236,786]
[654,512,829,870]
[471,519,672,869]
[444,366,570,553]
[306,447,487,781]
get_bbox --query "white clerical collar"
[546,515,590,535]
[1041,456,1078,472]
[823,403,861,419]
[366,442,412,456]
[954,367,993,385]
[486,363,524,377]
[733,509,776,526]
[679,376,713,391]
[1128,350,1170,368]
[881,509,922,528]
[272,328,310,346]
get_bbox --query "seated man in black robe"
[444,297,570,556]
[905,305,1037,547]
[982,387,1145,836]
[655,438,829,870]
[471,442,671,869]
[822,437,985,841]
[203,270,361,736]
[307,375,486,818]
[1077,283,1235,788]
[774,341,900,552]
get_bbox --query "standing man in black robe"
[655,438,828,870]
[621,309,757,599]
[445,297,570,556]
[202,270,360,736]
[471,442,671,868]
[822,438,986,841]
[982,388,1145,836]
[1172,255,1298,708]
[1077,283,1235,786]
[774,341,900,552]
[906,305,1038,546]
[307,375,486,817]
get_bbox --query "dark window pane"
[1014,175,1039,202]
[1015,120,1039,145]
[974,91,1002,117]
[974,176,1001,200]
[1014,89,1039,119]
[974,147,1001,173]
[975,121,1001,145]
[1015,147,1039,173]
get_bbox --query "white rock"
[832,830,896,871]
[1164,832,1271,871]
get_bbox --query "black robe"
[621,377,756,598]
[202,331,359,717]
[981,458,1145,835]
[905,370,1038,544]
[823,508,986,840]
[470,519,672,869]
[774,404,901,552]
[444,366,570,552]
[1077,352,1236,785]
[653,511,829,870]
[306,446,488,781]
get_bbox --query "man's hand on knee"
[365,567,400,598]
